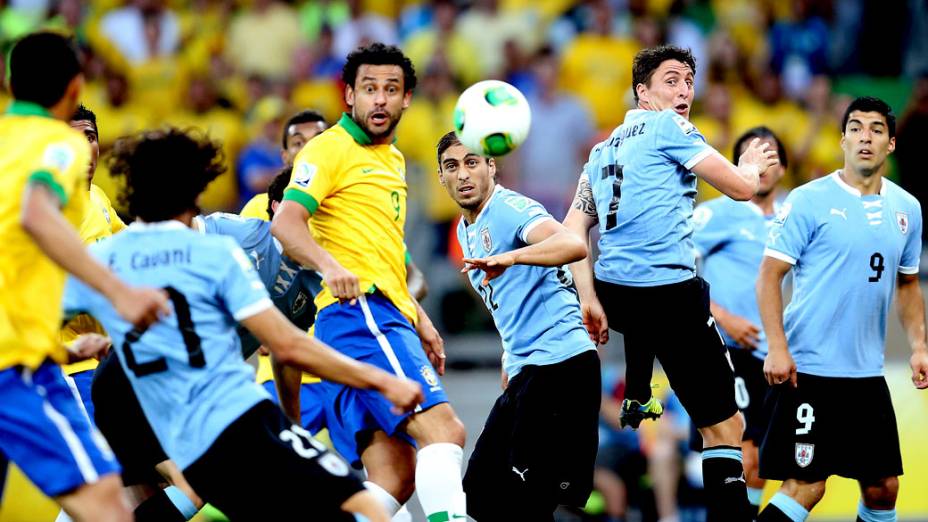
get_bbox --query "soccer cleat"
[619,395,664,429]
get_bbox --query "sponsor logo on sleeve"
[671,113,697,135]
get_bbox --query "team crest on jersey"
[291,290,308,316]
[896,211,909,234]
[293,162,317,187]
[419,365,441,391]
[481,227,492,252]
[774,202,792,225]
[794,443,814,468]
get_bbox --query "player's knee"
[61,475,131,522]
[781,479,827,508]
[367,468,416,503]
[698,411,744,447]
[407,404,466,447]
[861,476,899,509]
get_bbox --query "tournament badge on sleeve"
[795,443,815,468]
[896,211,909,235]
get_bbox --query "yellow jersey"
[0,101,90,370]
[284,113,415,323]
[62,184,126,374]
[240,193,270,220]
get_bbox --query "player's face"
[346,64,411,142]
[841,110,895,176]
[637,59,695,119]
[282,120,327,164]
[69,119,99,182]
[746,137,784,197]
[438,143,497,211]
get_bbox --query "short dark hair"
[733,126,788,168]
[9,32,82,108]
[280,110,326,149]
[266,166,291,219]
[436,131,462,167]
[631,45,696,104]
[108,128,226,222]
[342,42,417,93]
[71,104,98,135]
[841,96,896,138]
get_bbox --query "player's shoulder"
[693,196,735,228]
[882,178,922,212]
[655,109,699,136]
[494,186,545,215]
[294,125,350,162]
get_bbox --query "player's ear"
[402,89,412,110]
[437,167,446,186]
[887,136,896,155]
[344,83,355,108]
[635,82,648,105]
[486,157,497,178]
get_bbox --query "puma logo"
[724,474,746,485]
[512,466,528,482]
[830,208,847,220]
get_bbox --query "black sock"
[757,504,794,522]
[623,344,655,404]
[702,445,751,522]
[134,490,187,522]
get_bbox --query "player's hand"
[462,253,516,285]
[764,348,797,387]
[115,287,171,329]
[738,137,780,176]
[323,263,362,304]
[416,313,446,376]
[581,298,609,345]
[715,311,760,349]
[68,334,111,362]
[910,347,928,389]
[380,376,424,414]
[501,368,509,390]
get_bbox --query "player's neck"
[462,185,496,223]
[751,191,777,215]
[839,167,883,196]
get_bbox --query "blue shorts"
[68,369,96,422]
[315,294,449,465]
[261,380,327,435]
[0,361,119,498]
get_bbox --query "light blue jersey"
[693,197,780,358]
[62,221,274,469]
[194,213,322,355]
[457,186,596,378]
[582,109,714,286]
[764,172,922,377]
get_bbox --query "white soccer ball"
[453,80,531,157]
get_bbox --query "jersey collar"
[830,170,886,197]
[338,112,399,145]
[463,184,503,226]
[126,220,189,232]
[6,100,51,118]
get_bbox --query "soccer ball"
[453,80,531,157]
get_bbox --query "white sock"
[392,504,412,522]
[54,511,73,522]
[415,442,467,520]
[364,480,402,516]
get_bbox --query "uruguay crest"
[795,443,814,468]
[480,227,492,252]
[896,211,909,234]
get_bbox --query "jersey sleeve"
[217,239,274,321]
[500,193,554,244]
[656,111,714,170]
[764,190,815,265]
[691,201,728,258]
[899,201,922,274]
[282,139,341,215]
[29,132,90,207]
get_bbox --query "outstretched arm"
[896,273,928,389]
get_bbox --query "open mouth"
[458,184,475,197]
[674,103,689,114]
[369,111,388,126]
[858,148,873,159]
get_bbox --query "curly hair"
[342,42,417,93]
[107,127,226,222]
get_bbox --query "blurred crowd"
[0,0,925,220]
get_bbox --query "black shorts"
[759,373,902,482]
[463,350,601,521]
[595,276,738,428]
[184,400,364,521]
[91,352,167,486]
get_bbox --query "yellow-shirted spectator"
[225,0,302,80]
[456,0,541,76]
[403,0,485,86]
[559,1,639,130]
[167,75,246,211]
[692,83,737,201]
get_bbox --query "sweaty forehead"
[847,111,887,126]
[659,60,694,76]
[441,143,475,162]
[357,64,404,82]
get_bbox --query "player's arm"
[413,298,445,375]
[896,273,928,389]
[21,183,169,327]
[691,138,777,201]
[241,307,423,411]
[406,257,428,301]
[710,301,759,350]
[462,219,587,284]
[564,173,609,344]
[270,353,303,422]
[756,256,796,387]
[271,200,362,302]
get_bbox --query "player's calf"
[857,476,899,521]
[757,480,826,522]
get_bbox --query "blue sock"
[164,486,199,520]
[857,500,896,522]
[747,486,764,507]
[767,492,809,522]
